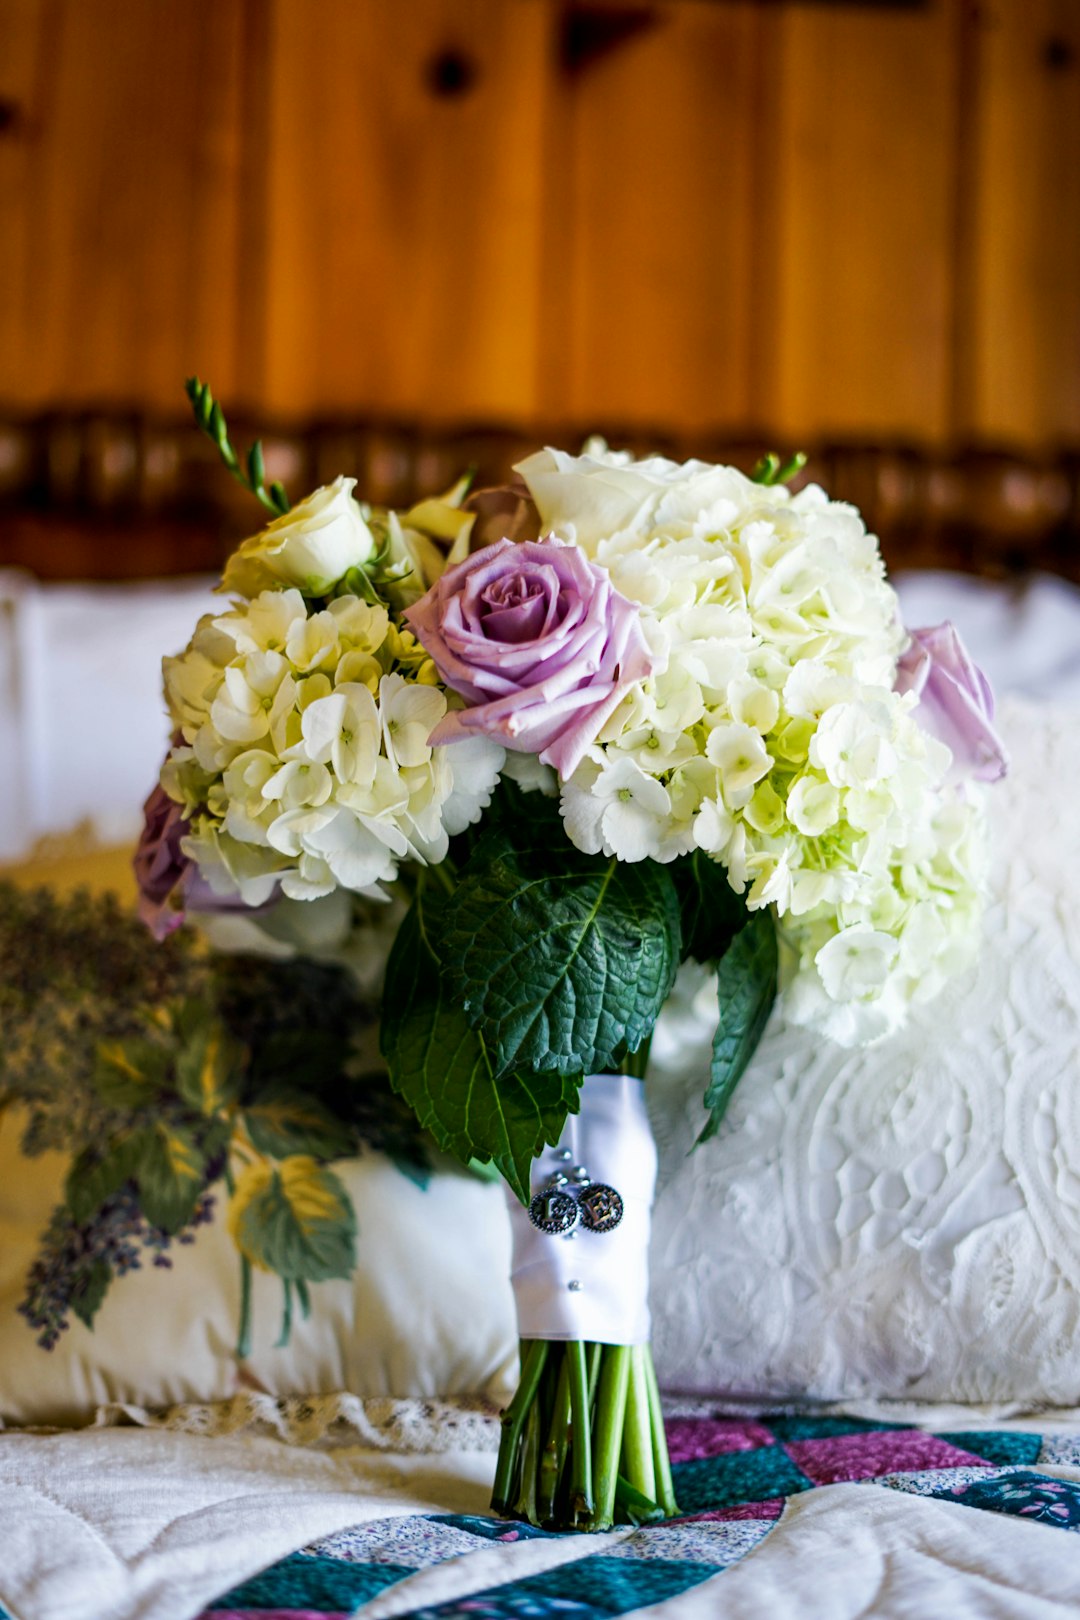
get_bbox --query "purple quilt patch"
[786,1429,986,1485]
[208,1611,345,1619]
[665,1418,775,1463]
[672,1498,786,1524]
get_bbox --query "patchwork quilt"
[191,1417,1080,1620]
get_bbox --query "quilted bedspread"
[193,1416,1080,1619]
[4,1410,1080,1620]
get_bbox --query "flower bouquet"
[137,381,1004,1531]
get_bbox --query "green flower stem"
[425,860,458,898]
[614,1474,664,1524]
[566,1341,594,1520]
[586,1339,603,1404]
[492,1338,549,1514]
[491,1338,678,1531]
[185,376,289,517]
[622,1345,656,1504]
[537,1352,571,1524]
[514,1398,542,1524]
[491,1334,678,1532]
[590,1344,631,1531]
[614,1038,651,1083]
[644,1345,678,1517]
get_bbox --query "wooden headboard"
[1,412,1077,583]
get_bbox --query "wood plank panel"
[964,0,1080,445]
[760,0,962,444]
[539,1,761,432]
[0,0,246,411]
[0,0,49,403]
[255,0,552,422]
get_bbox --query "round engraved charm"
[577,1182,624,1234]
[528,1188,580,1235]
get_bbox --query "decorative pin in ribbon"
[528,1159,625,1237]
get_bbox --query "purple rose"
[134,781,277,941]
[404,537,655,779]
[133,784,194,941]
[895,622,1008,783]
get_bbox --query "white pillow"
[0,1116,516,1428]
[649,697,1080,1406]
[0,571,218,860]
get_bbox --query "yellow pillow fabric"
[0,835,138,903]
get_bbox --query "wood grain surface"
[0,0,1077,448]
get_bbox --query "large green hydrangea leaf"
[381,889,580,1203]
[699,908,778,1143]
[441,825,682,1078]
[670,849,750,964]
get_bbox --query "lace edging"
[77,1391,504,1450]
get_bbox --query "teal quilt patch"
[206,1550,414,1610]
[938,1430,1044,1468]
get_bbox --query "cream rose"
[516,446,756,554]
[220,476,376,598]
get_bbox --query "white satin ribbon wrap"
[506,1073,656,1345]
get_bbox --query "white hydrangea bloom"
[159,588,503,905]
[519,446,989,1044]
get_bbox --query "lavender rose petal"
[895,621,1008,783]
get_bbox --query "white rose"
[220,476,376,598]
[516,447,756,554]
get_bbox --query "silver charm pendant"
[577,1182,625,1234]
[528,1188,580,1235]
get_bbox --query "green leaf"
[249,1028,345,1092]
[185,375,208,424]
[243,1086,355,1161]
[751,451,781,485]
[92,1037,173,1108]
[670,850,750,964]
[381,890,580,1202]
[65,1137,138,1225]
[442,827,682,1078]
[229,1156,356,1282]
[210,400,228,449]
[699,909,778,1143]
[247,439,266,491]
[175,1016,244,1115]
[131,1122,207,1233]
[775,451,807,484]
[750,449,807,487]
[71,1259,112,1330]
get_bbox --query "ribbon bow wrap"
[506,1073,657,1345]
